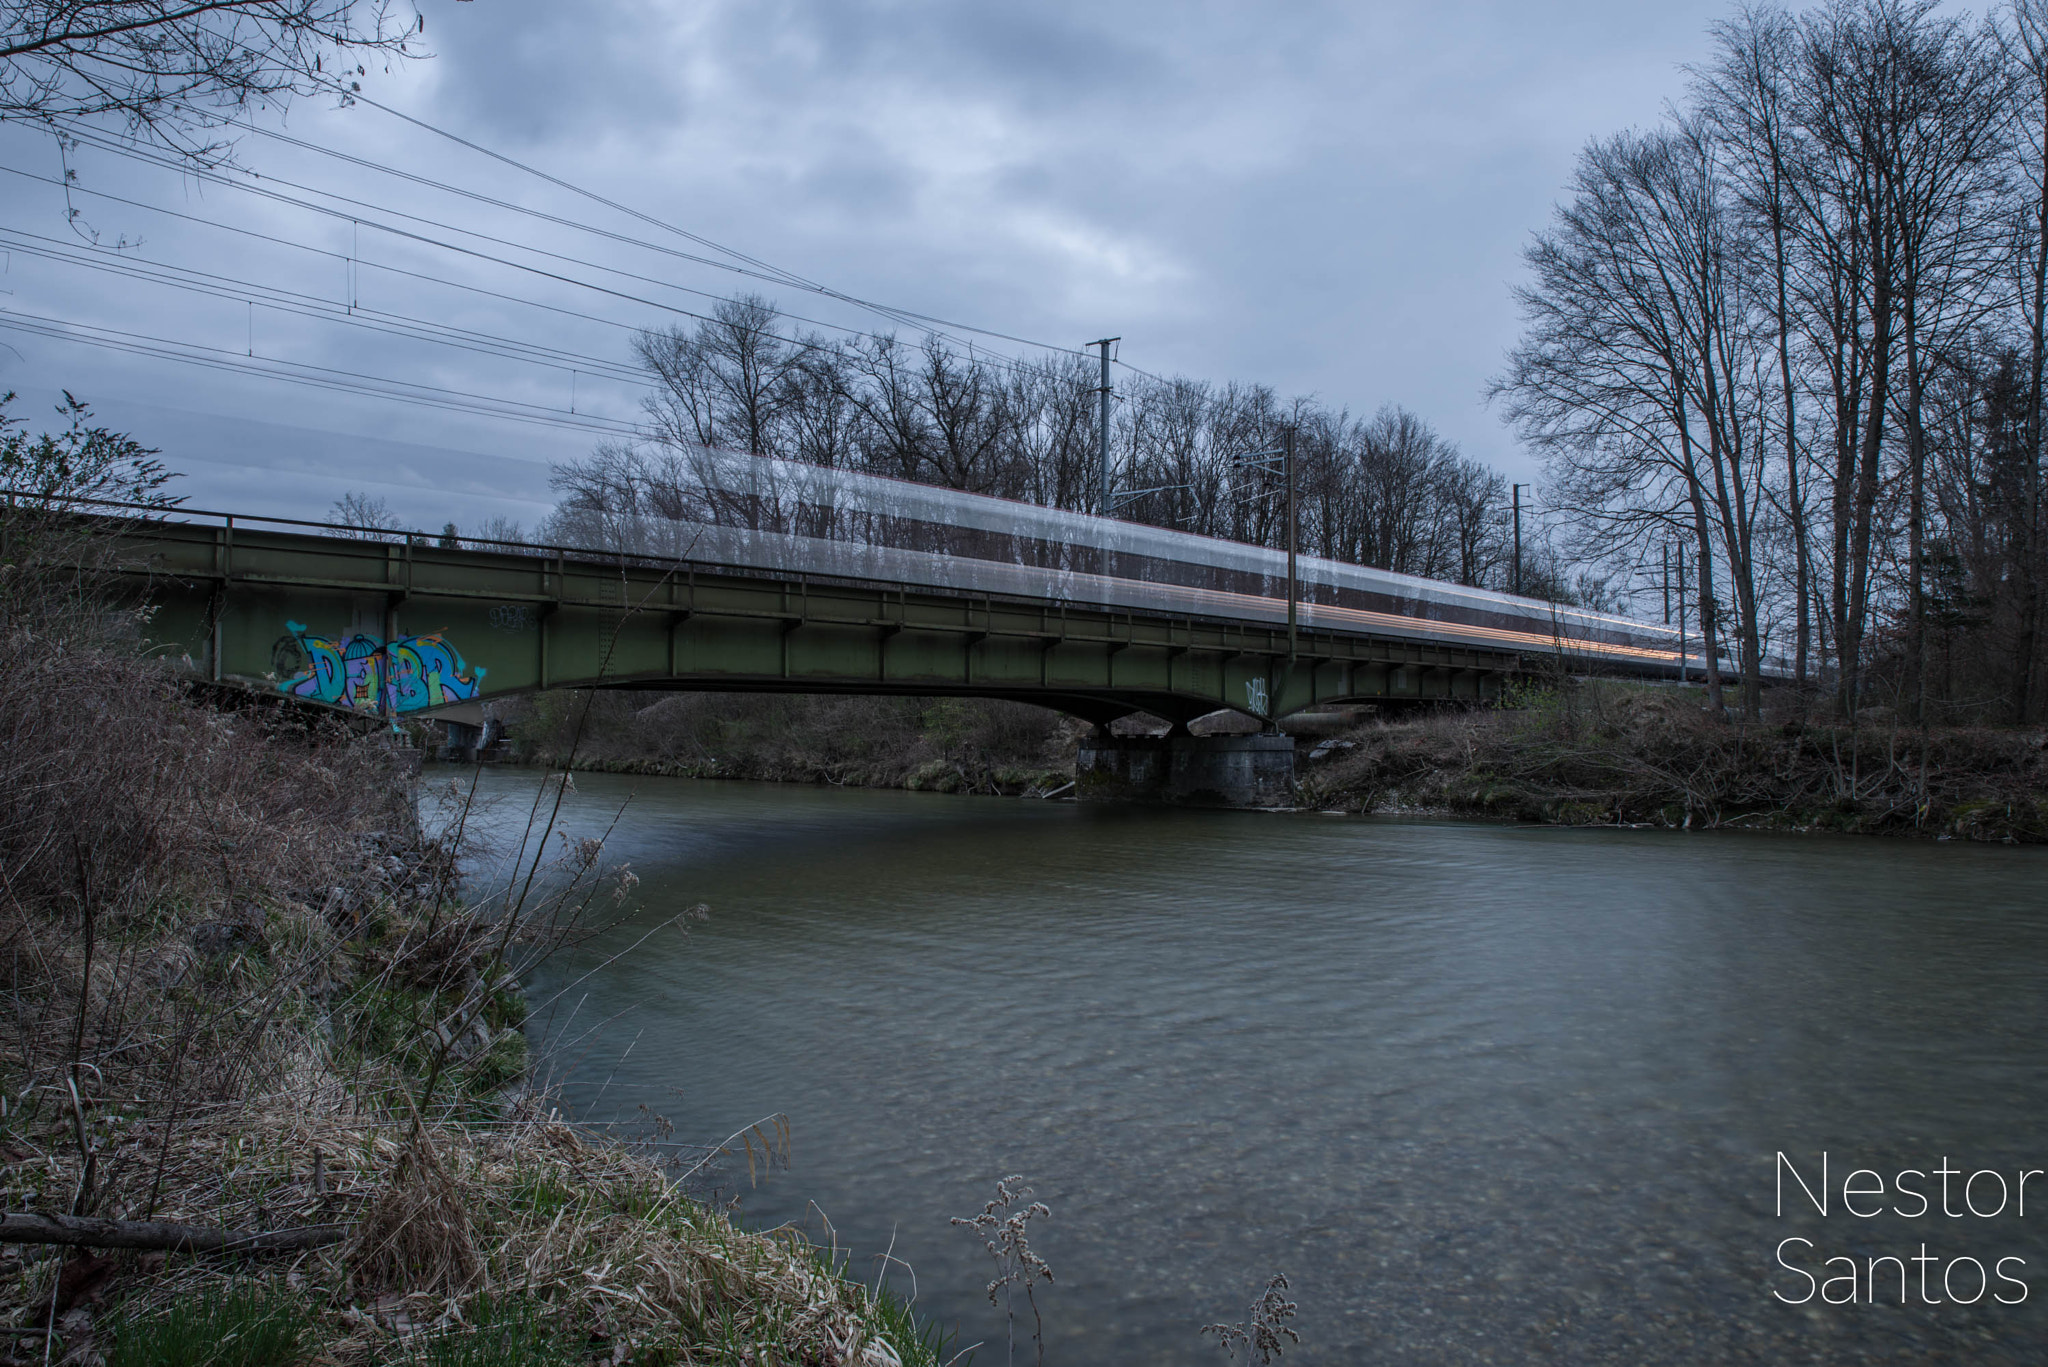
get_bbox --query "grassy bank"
[1299,681,2048,843]
[0,524,945,1364]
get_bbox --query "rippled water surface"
[454,769,2048,1365]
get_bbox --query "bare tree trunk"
[2019,2,2048,723]
[1845,265,1893,721]
[1701,9,1813,697]
[1691,498,1728,716]
[1775,196,1814,696]
[1903,278,1929,724]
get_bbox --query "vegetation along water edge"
[499,686,2048,844]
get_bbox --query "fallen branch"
[0,1210,346,1254]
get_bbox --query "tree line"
[545,296,1550,598]
[1497,0,2048,724]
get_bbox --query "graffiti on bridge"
[273,621,486,713]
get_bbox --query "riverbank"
[505,682,2048,842]
[1299,682,2048,842]
[0,656,943,1363]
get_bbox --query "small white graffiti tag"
[490,603,537,631]
[1244,677,1270,715]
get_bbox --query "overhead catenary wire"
[4,157,1161,468]
[0,306,641,437]
[3,80,1193,453]
[41,131,865,347]
[46,120,1116,389]
[0,162,677,342]
[0,224,652,385]
[195,115,962,334]
[0,157,889,380]
[206,88,1158,377]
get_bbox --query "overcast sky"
[0,0,1872,530]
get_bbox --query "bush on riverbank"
[1300,680,2048,841]
[509,689,1077,795]
[0,433,944,1363]
[0,704,940,1363]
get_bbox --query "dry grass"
[1,1077,931,1360]
[343,1137,483,1299]
[7,1074,928,1365]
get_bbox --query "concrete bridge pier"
[1075,730,1296,808]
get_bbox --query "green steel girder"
[107,518,1518,724]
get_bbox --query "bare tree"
[1494,0,2040,722]
[1699,5,1820,690]
[606,308,1541,601]
[912,336,1012,493]
[634,295,812,458]
[777,342,858,470]
[1495,123,1760,714]
[329,489,403,540]
[1440,455,1509,588]
[2,1,430,160]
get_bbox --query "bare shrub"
[1201,1273,1301,1364]
[951,1175,1054,1367]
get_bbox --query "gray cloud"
[0,0,1871,520]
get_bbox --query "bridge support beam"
[1075,732,1295,808]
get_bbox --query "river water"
[452,768,2048,1365]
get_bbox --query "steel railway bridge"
[80,452,1700,802]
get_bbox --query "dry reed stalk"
[341,1136,481,1297]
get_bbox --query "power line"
[205,117,904,319]
[2,157,853,367]
[2,159,1142,462]
[90,28,1169,383]
[0,224,652,385]
[4,115,1180,447]
[49,129,842,333]
[0,306,641,436]
[0,161,661,341]
[40,127,1105,390]
[252,89,1136,370]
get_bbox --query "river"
[450,767,2048,1365]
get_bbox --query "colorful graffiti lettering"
[274,621,486,713]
